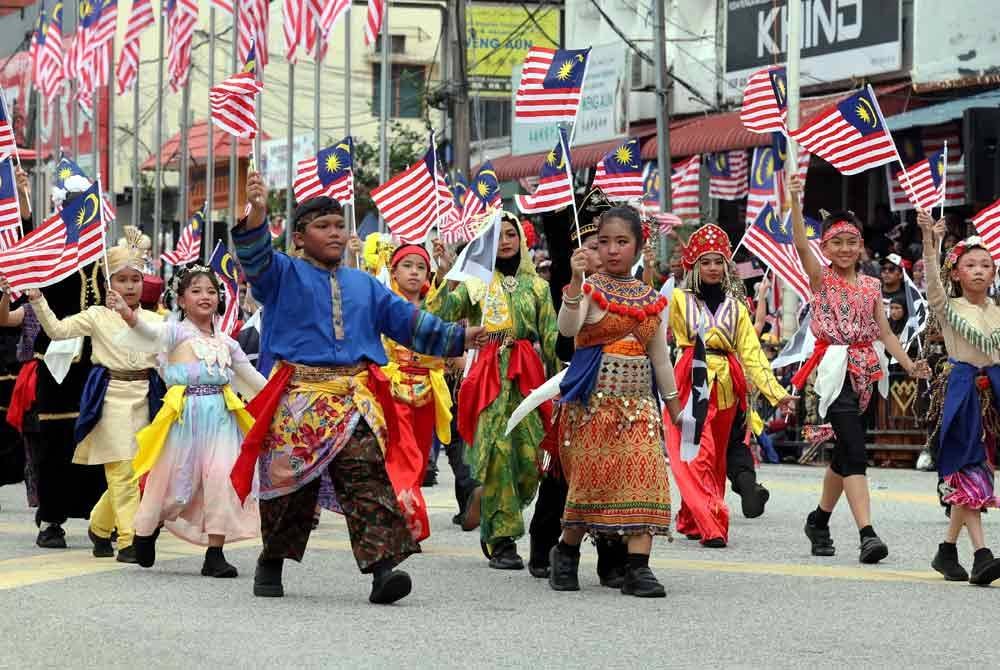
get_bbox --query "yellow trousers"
[89,460,140,550]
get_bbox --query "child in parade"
[24,228,164,562]
[787,175,929,563]
[430,213,559,570]
[230,173,486,603]
[381,243,455,542]
[108,265,267,577]
[664,224,796,548]
[918,211,1000,585]
[548,206,681,597]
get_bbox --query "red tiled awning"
[0,0,35,17]
[140,119,270,171]
[487,123,658,181]
[643,83,914,160]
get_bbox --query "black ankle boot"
[969,547,1000,586]
[253,558,285,597]
[88,528,115,558]
[370,563,412,604]
[133,527,160,568]
[621,555,665,598]
[527,536,551,579]
[548,544,580,592]
[202,547,238,578]
[735,471,769,519]
[488,538,524,570]
[595,536,627,588]
[931,542,968,581]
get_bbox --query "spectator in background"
[880,257,906,305]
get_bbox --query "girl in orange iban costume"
[664,224,796,548]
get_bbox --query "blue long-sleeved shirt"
[233,221,465,366]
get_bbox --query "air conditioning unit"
[631,54,657,92]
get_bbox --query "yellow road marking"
[760,479,940,505]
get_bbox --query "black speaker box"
[963,108,1000,203]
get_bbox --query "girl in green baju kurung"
[430,214,559,569]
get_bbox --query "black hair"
[172,266,226,318]
[293,197,344,233]
[599,206,644,249]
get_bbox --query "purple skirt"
[940,462,999,510]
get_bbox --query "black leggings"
[825,386,869,477]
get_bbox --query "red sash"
[673,346,748,411]
[457,339,550,445]
[6,360,39,433]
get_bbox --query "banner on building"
[467,4,561,97]
[260,135,316,190]
[724,0,902,98]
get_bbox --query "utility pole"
[782,0,802,336]
[378,4,391,232]
[652,0,672,263]
[451,0,470,177]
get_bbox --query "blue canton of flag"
[541,48,589,90]
[514,128,575,214]
[593,138,643,200]
[706,152,730,178]
[293,137,354,204]
[743,204,815,301]
[54,156,89,190]
[209,240,241,335]
[0,157,22,248]
[451,171,469,209]
[769,68,788,110]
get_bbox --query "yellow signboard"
[467,4,561,96]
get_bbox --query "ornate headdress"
[106,225,151,277]
[681,224,732,270]
[573,188,612,243]
[362,233,395,276]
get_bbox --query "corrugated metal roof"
[886,89,1000,131]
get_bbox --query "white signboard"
[511,43,628,155]
[260,134,316,190]
[912,0,1000,87]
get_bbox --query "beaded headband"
[821,221,861,244]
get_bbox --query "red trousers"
[665,389,737,545]
[384,400,436,543]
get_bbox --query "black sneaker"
[859,535,889,564]
[36,524,67,549]
[116,545,138,564]
[253,559,285,597]
[133,527,160,568]
[702,538,727,548]
[548,545,580,592]
[969,548,1000,586]
[488,539,524,570]
[621,565,666,598]
[931,542,969,581]
[88,528,115,558]
[201,547,238,578]
[804,519,835,557]
[598,567,626,589]
[370,570,412,604]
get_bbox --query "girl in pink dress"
[786,175,929,564]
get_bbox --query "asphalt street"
[1,462,996,669]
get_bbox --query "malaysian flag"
[29,10,47,87]
[317,0,351,58]
[0,181,106,291]
[0,93,16,157]
[166,0,198,93]
[283,0,306,62]
[742,204,820,301]
[707,150,748,200]
[641,161,661,207]
[671,155,701,221]
[239,0,269,72]
[772,132,812,212]
[746,146,779,226]
[0,157,22,249]
[39,3,65,102]
[515,128,575,214]
[896,149,946,211]
[451,171,469,211]
[887,127,965,211]
[364,0,386,46]
[210,42,264,138]
[161,207,204,266]
[53,156,88,189]
[74,0,117,102]
[441,162,500,243]
[973,198,1000,263]
[740,66,787,134]
[101,192,116,226]
[294,138,354,204]
[514,47,591,123]
[887,158,965,212]
[116,0,155,94]
[209,241,241,336]
[371,144,448,244]
[789,85,899,176]
[593,138,643,201]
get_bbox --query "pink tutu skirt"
[940,462,999,510]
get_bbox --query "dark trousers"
[259,421,419,573]
[25,419,106,525]
[726,409,756,488]
[825,387,869,477]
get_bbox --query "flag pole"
[782,0,802,341]
[939,140,948,221]
[206,7,216,257]
[153,3,166,265]
[343,7,353,248]
[285,58,294,250]
[179,78,191,237]
[97,175,112,289]
[107,38,116,241]
[559,128,582,248]
[313,20,321,162]
[377,1,390,234]
[131,37,140,231]
[228,0,239,234]
[71,80,79,161]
